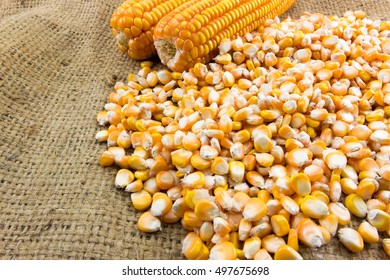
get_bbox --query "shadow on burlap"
[0,0,389,260]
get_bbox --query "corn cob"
[111,0,189,60]
[154,0,296,71]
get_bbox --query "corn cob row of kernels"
[111,0,190,60]
[154,0,297,71]
[111,0,296,68]
[98,11,390,260]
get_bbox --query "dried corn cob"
[154,0,296,71]
[111,0,189,60]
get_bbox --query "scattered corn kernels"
[97,11,390,259]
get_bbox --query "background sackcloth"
[0,0,389,259]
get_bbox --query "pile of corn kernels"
[96,11,390,260]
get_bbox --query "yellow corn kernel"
[280,196,300,215]
[229,192,250,213]
[304,165,324,182]
[297,218,326,248]
[274,244,303,260]
[209,241,237,260]
[379,165,390,181]
[286,148,312,168]
[238,218,252,241]
[290,212,306,229]
[115,169,135,189]
[290,173,311,196]
[232,129,251,143]
[134,169,150,181]
[161,209,180,224]
[131,189,152,211]
[253,135,273,153]
[328,202,351,226]
[287,228,299,252]
[325,150,347,170]
[340,165,358,182]
[195,244,210,260]
[366,109,385,122]
[127,155,148,170]
[183,210,203,228]
[271,214,290,237]
[253,248,273,260]
[213,187,231,210]
[229,161,245,182]
[99,151,115,167]
[333,112,350,129]
[133,147,150,160]
[171,149,192,168]
[262,234,286,254]
[107,130,119,147]
[242,197,267,222]
[214,175,228,189]
[311,190,330,204]
[255,153,275,168]
[182,232,204,260]
[300,195,329,219]
[172,197,189,218]
[375,190,390,204]
[150,155,169,176]
[249,221,272,238]
[329,181,342,202]
[340,178,358,195]
[366,209,390,231]
[358,170,378,181]
[137,211,161,233]
[199,145,219,160]
[357,221,379,244]
[344,193,367,218]
[150,192,172,217]
[211,156,229,175]
[96,129,109,142]
[155,171,175,190]
[231,121,242,131]
[285,139,304,152]
[181,171,206,189]
[230,142,245,160]
[318,225,331,245]
[254,189,270,203]
[199,221,214,242]
[231,248,243,260]
[125,179,143,193]
[229,232,241,249]
[182,132,201,151]
[383,239,390,257]
[271,187,284,201]
[213,217,232,236]
[166,185,182,201]
[244,172,263,190]
[190,154,212,171]
[242,237,261,260]
[349,124,372,141]
[318,214,338,237]
[194,199,220,221]
[338,228,364,253]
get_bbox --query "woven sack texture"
[0,0,389,259]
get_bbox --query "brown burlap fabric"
[0,0,389,260]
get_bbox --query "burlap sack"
[0,0,389,260]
